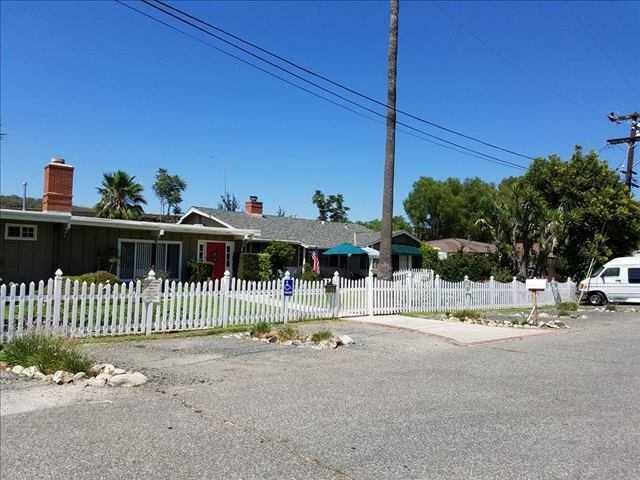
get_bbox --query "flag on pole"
[311,249,320,274]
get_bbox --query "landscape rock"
[113,368,127,375]
[11,365,24,375]
[72,372,87,382]
[337,335,355,345]
[86,373,111,387]
[538,312,550,319]
[33,371,46,380]
[52,370,74,384]
[101,364,117,376]
[21,366,40,378]
[107,372,148,387]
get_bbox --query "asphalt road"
[1,309,639,479]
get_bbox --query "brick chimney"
[43,158,74,213]
[244,195,263,216]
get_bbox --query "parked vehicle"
[579,257,640,305]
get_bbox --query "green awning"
[392,244,422,256]
[322,243,368,255]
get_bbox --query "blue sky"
[1,1,638,220]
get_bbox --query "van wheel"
[588,292,606,306]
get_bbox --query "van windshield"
[591,267,604,278]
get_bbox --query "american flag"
[311,249,320,274]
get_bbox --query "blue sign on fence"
[283,278,294,297]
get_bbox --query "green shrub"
[264,241,295,275]
[301,263,319,282]
[238,253,261,281]
[435,252,513,283]
[277,325,299,341]
[420,243,440,270]
[188,261,213,282]
[0,333,91,374]
[455,309,484,320]
[250,321,271,337]
[310,330,333,343]
[65,271,119,284]
[257,253,272,281]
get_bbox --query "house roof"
[426,238,496,254]
[0,209,259,237]
[182,206,379,249]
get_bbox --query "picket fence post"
[366,270,374,317]
[489,275,495,309]
[435,274,441,311]
[221,270,231,326]
[282,271,290,324]
[463,275,470,309]
[53,269,63,332]
[332,271,341,318]
[144,270,155,336]
[407,270,414,312]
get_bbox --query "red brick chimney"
[43,158,74,213]
[244,195,263,215]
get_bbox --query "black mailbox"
[325,283,337,294]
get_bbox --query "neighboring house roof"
[0,209,259,237]
[426,238,496,254]
[179,207,417,250]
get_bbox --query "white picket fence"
[0,269,575,343]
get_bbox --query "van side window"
[629,268,640,284]
[601,268,620,277]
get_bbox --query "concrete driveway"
[1,310,639,479]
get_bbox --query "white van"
[579,256,640,305]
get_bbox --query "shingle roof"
[426,238,496,254]
[190,207,378,249]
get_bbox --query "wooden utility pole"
[379,0,399,280]
[607,111,639,191]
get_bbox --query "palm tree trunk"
[379,0,400,280]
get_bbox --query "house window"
[118,240,181,280]
[5,224,37,241]
[629,268,640,284]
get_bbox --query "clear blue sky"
[1,1,638,220]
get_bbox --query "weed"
[310,330,333,343]
[605,304,617,311]
[557,302,578,312]
[0,333,91,374]
[456,309,484,320]
[250,321,272,337]
[277,325,299,341]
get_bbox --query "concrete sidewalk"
[348,314,555,345]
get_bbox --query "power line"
[144,0,534,161]
[117,0,527,170]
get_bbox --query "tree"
[95,171,146,220]
[312,190,350,222]
[264,241,295,276]
[379,0,400,280]
[276,206,286,217]
[357,216,412,233]
[218,192,239,211]
[152,168,186,217]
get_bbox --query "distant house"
[0,158,421,283]
[426,238,496,260]
[178,202,423,278]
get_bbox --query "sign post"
[142,270,162,335]
[282,271,294,324]
[525,278,547,325]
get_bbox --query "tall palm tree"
[95,171,147,220]
[379,0,400,280]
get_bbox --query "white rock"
[21,366,39,378]
[337,335,355,345]
[86,374,110,387]
[113,368,127,375]
[72,372,87,382]
[107,372,148,387]
[52,370,74,384]
[538,312,550,319]
[101,364,116,375]
[33,371,46,380]
[11,365,24,375]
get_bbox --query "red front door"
[205,242,226,279]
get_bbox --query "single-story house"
[426,238,496,260]
[0,159,258,283]
[178,202,422,278]
[1,158,422,283]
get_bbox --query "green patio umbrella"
[322,243,368,255]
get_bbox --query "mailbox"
[325,283,337,294]
[525,278,547,291]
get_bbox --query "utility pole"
[607,111,639,191]
[379,0,400,280]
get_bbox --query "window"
[629,268,640,284]
[118,240,181,280]
[601,268,620,277]
[5,224,37,241]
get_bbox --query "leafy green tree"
[218,192,239,211]
[95,171,146,220]
[357,216,413,233]
[153,168,186,217]
[420,243,440,270]
[312,190,350,222]
[264,241,295,275]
